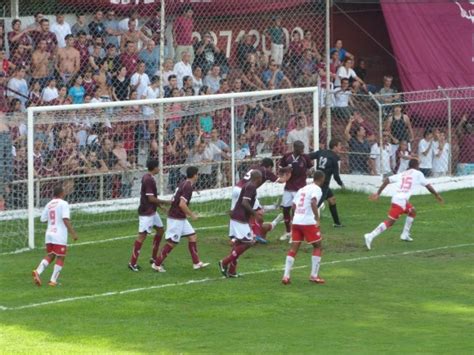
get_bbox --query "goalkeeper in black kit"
[308,138,345,227]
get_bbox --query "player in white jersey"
[32,186,78,287]
[282,170,326,285]
[364,159,443,250]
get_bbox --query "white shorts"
[281,190,296,208]
[165,218,195,243]
[229,219,253,241]
[271,43,284,65]
[138,213,163,234]
[231,186,261,210]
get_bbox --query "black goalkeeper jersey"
[308,149,344,187]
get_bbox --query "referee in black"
[308,138,345,227]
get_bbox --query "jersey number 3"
[318,157,327,170]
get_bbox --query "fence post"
[438,86,452,176]
[230,98,236,187]
[325,0,332,147]
[99,175,104,201]
[313,88,319,152]
[369,93,383,180]
[27,108,35,249]
[35,180,40,208]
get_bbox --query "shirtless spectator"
[56,34,80,85]
[121,41,139,78]
[31,39,51,87]
[173,6,195,63]
[93,59,112,99]
[88,10,106,39]
[120,19,150,53]
[31,19,58,55]
[71,14,89,37]
[50,14,72,49]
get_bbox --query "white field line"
[0,225,229,256]
[1,243,472,312]
[2,204,472,256]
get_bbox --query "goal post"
[19,87,319,252]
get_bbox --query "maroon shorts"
[291,224,322,244]
[46,243,67,256]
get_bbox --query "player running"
[32,185,78,287]
[308,138,345,227]
[282,171,326,285]
[219,170,263,278]
[279,140,313,241]
[152,166,210,272]
[364,158,443,250]
[129,160,171,272]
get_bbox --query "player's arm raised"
[425,184,444,204]
[179,197,198,220]
[63,218,78,241]
[369,178,390,201]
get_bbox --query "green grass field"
[1,189,473,353]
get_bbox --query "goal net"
[0,87,318,253]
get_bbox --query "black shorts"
[318,186,334,207]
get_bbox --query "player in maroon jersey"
[218,170,263,277]
[128,160,171,272]
[278,140,313,241]
[231,157,290,210]
[152,166,210,272]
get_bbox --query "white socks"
[369,222,388,239]
[403,216,414,235]
[311,256,321,277]
[284,255,295,278]
[36,258,50,275]
[50,264,63,283]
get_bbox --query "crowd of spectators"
[0,7,471,211]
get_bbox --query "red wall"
[332,3,400,90]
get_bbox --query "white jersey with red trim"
[292,183,322,225]
[40,198,71,246]
[389,169,428,208]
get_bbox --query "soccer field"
[1,189,473,353]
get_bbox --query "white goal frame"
[26,86,319,249]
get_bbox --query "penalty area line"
[2,242,473,312]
